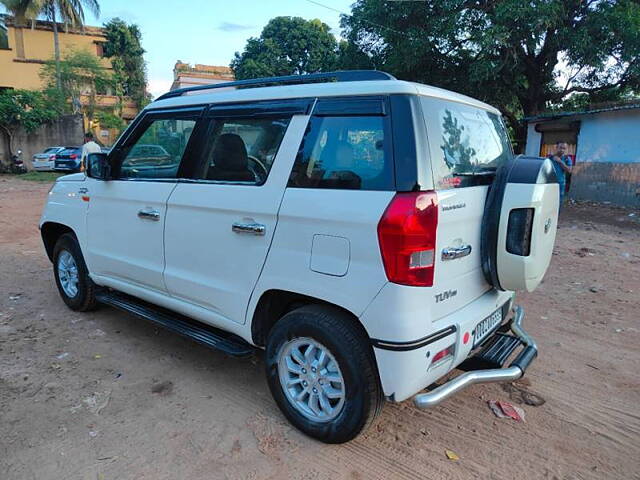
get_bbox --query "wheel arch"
[41,222,76,262]
[250,289,371,347]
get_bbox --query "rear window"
[60,148,80,155]
[288,116,393,191]
[420,97,512,189]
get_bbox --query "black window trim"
[287,95,396,191]
[190,110,298,187]
[205,98,314,119]
[108,105,206,181]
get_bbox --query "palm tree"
[40,0,100,89]
[0,0,42,59]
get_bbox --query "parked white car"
[39,71,559,443]
[32,146,65,171]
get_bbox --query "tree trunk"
[52,9,62,90]
[0,126,14,170]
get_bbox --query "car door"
[85,107,202,294]
[163,99,311,325]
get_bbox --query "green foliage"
[341,0,640,150]
[231,17,339,79]
[0,89,62,163]
[102,17,149,107]
[95,110,125,131]
[40,0,100,27]
[15,171,64,181]
[40,48,113,115]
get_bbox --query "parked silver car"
[32,147,65,171]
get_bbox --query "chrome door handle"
[138,208,160,221]
[232,222,266,236]
[442,244,472,260]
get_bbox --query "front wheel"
[265,305,384,443]
[53,233,97,311]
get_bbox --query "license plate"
[473,308,503,348]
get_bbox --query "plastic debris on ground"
[488,400,526,422]
[445,449,459,461]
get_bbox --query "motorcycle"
[11,149,27,174]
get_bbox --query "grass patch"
[11,172,65,182]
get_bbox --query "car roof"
[148,79,500,115]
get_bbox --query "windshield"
[421,97,512,188]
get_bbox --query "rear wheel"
[53,233,97,311]
[265,305,383,443]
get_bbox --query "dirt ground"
[1,175,639,480]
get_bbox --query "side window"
[421,97,512,189]
[119,118,196,179]
[197,116,290,184]
[289,116,392,190]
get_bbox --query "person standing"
[549,141,573,204]
[80,132,101,172]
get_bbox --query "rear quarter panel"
[247,188,394,325]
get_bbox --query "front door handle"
[232,222,266,236]
[138,208,160,221]
[442,244,472,260]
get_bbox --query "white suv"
[40,71,559,443]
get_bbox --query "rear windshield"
[420,97,512,189]
[60,148,80,155]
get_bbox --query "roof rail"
[155,70,396,101]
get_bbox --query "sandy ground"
[1,175,639,480]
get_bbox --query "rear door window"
[420,97,512,189]
[289,113,393,191]
[194,116,291,185]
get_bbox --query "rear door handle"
[232,222,266,236]
[442,244,472,260]
[138,208,160,221]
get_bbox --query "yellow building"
[0,15,138,145]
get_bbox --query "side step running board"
[95,290,254,357]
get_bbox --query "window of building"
[197,116,291,184]
[95,42,104,57]
[0,22,9,50]
[288,116,392,190]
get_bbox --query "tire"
[52,233,97,311]
[265,304,384,443]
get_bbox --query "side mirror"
[87,152,111,180]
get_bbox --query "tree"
[341,0,640,151]
[40,48,112,122]
[0,89,60,169]
[231,17,338,79]
[102,17,148,108]
[40,0,100,89]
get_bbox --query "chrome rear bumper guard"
[413,305,537,409]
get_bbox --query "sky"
[79,0,355,98]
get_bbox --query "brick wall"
[569,162,640,207]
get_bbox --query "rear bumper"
[413,305,536,408]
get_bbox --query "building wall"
[575,110,640,163]
[524,123,542,157]
[0,23,110,90]
[0,114,84,168]
[525,109,640,207]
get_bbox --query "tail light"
[49,154,55,160]
[69,154,77,159]
[377,191,438,287]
